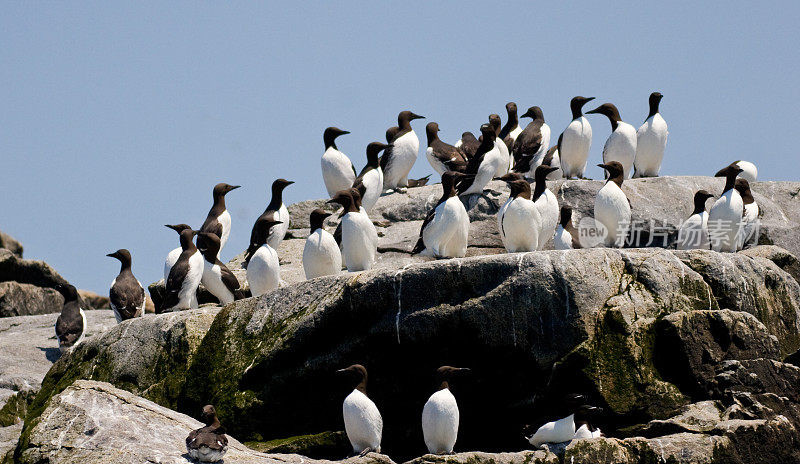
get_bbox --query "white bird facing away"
[532,165,560,250]
[594,162,631,248]
[163,224,198,308]
[197,232,241,306]
[497,175,541,252]
[106,249,145,323]
[413,171,470,258]
[303,209,342,279]
[634,92,668,178]
[459,124,506,196]
[676,190,715,250]
[383,110,425,192]
[244,178,294,262]
[160,229,204,312]
[196,183,240,257]
[422,366,470,455]
[488,113,512,175]
[708,163,745,252]
[554,206,582,250]
[328,190,378,271]
[499,102,523,155]
[573,423,602,440]
[512,106,551,178]
[525,400,602,448]
[246,217,282,297]
[733,160,758,183]
[337,364,383,456]
[425,122,468,176]
[321,127,356,198]
[559,96,594,179]
[185,405,228,463]
[587,103,637,179]
[54,284,87,353]
[735,178,759,250]
[355,142,390,212]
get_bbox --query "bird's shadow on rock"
[38,347,61,363]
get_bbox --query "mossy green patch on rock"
[0,390,34,427]
[245,430,349,458]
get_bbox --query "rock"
[0,310,117,411]
[634,400,724,437]
[403,450,558,464]
[563,432,732,464]
[16,380,396,464]
[0,423,22,464]
[0,231,22,258]
[654,309,781,398]
[0,282,63,317]
[0,249,68,289]
[78,289,110,309]
[711,358,800,402]
[741,244,800,284]
[246,431,351,459]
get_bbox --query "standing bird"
[455,132,480,160]
[735,178,760,250]
[532,165,560,250]
[383,110,425,192]
[337,365,383,456]
[497,176,541,252]
[458,124,505,196]
[633,92,668,178]
[708,163,745,252]
[512,106,550,177]
[733,160,758,183]
[542,142,562,180]
[586,103,637,179]
[197,232,242,305]
[525,398,602,448]
[328,190,378,271]
[499,102,523,151]
[163,224,196,306]
[160,229,203,312]
[354,142,389,212]
[303,209,342,279]
[488,114,512,175]
[422,366,470,455]
[554,206,582,250]
[244,178,294,262]
[321,127,356,198]
[594,162,631,248]
[186,405,228,463]
[106,249,145,323]
[425,122,468,176]
[196,183,240,256]
[676,190,715,250]
[412,171,471,258]
[559,96,594,179]
[246,217,283,297]
[54,283,87,353]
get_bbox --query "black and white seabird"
[425,122,468,176]
[512,106,551,177]
[354,142,390,212]
[321,127,356,198]
[186,405,228,463]
[525,395,602,447]
[244,178,294,262]
[554,206,582,250]
[246,216,283,297]
[328,190,378,271]
[709,163,745,252]
[412,171,471,258]
[559,96,594,179]
[164,223,192,280]
[196,183,240,256]
[497,175,542,252]
[106,249,145,323]
[733,160,758,182]
[542,141,563,180]
[488,113,512,175]
[734,178,759,250]
[498,102,523,151]
[337,364,383,456]
[532,165,560,250]
[159,229,203,312]
[594,161,631,248]
[586,103,637,179]
[633,92,669,178]
[456,131,480,160]
[382,110,425,192]
[303,209,341,279]
[197,232,242,305]
[458,124,505,196]
[676,190,715,250]
[422,366,470,455]
[54,283,87,353]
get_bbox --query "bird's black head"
[213,183,241,199]
[586,103,622,124]
[597,161,625,180]
[366,142,391,164]
[165,224,192,234]
[715,162,744,178]
[309,209,332,232]
[398,110,425,125]
[695,190,715,202]
[106,249,132,269]
[196,232,221,256]
[559,206,574,227]
[535,165,559,183]
[327,190,356,212]
[200,405,219,426]
[506,102,518,115]
[434,365,470,389]
[336,364,368,391]
[54,283,78,300]
[520,106,544,121]
[488,114,502,133]
[570,96,595,118]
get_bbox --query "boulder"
[78,289,110,309]
[0,423,21,464]
[0,249,68,289]
[0,282,62,317]
[15,380,396,464]
[0,231,22,258]
[403,450,558,464]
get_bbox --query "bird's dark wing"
[333,220,342,246]
[55,301,84,345]
[218,262,241,295]
[432,140,468,172]
[197,217,222,251]
[411,207,437,255]
[512,121,543,158]
[110,275,144,319]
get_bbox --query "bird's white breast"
[246,244,280,297]
[634,114,668,177]
[594,182,631,247]
[164,247,182,282]
[560,117,592,178]
[384,131,420,188]
[360,168,384,212]
[267,203,290,251]
[422,197,469,258]
[217,210,232,252]
[422,388,459,455]
[528,414,575,447]
[603,123,637,179]
[201,261,234,305]
[322,147,357,197]
[677,211,710,250]
[303,229,342,279]
[498,197,541,253]
[341,211,378,271]
[494,139,511,176]
[342,389,383,454]
[553,225,573,250]
[708,189,744,252]
[461,145,505,196]
[508,125,523,142]
[534,189,559,250]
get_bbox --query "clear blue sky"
[2,2,798,293]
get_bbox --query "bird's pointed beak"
[286,180,295,185]
[341,130,350,135]
[586,107,601,115]
[106,253,115,258]
[412,113,425,120]
[597,163,607,169]
[585,97,596,103]
[231,185,241,190]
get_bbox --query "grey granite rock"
[0,282,63,317]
